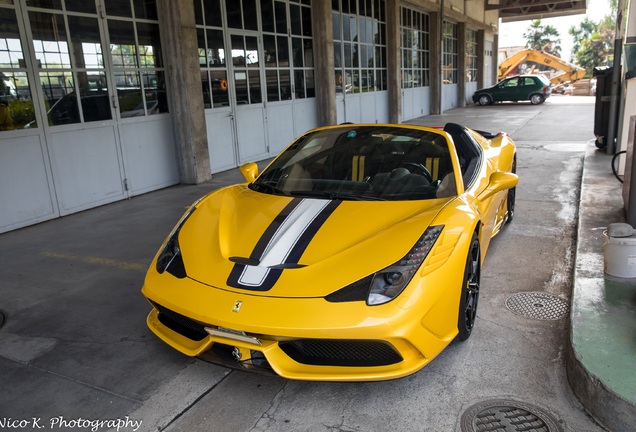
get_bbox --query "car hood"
[177,185,452,298]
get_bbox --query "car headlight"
[367,225,444,305]
[156,203,198,278]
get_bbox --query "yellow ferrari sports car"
[142,123,518,381]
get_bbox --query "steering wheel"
[400,162,434,184]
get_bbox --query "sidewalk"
[567,145,636,431]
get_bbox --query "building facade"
[0,0,502,233]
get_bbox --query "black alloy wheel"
[457,233,481,341]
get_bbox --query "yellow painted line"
[42,251,147,272]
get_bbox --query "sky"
[498,0,612,61]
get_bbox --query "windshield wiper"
[249,182,288,196]
[290,190,386,201]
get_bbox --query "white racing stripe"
[238,199,331,287]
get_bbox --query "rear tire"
[478,95,491,106]
[530,94,544,105]
[457,233,481,341]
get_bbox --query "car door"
[520,77,538,99]
[494,77,519,102]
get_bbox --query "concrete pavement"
[0,96,633,432]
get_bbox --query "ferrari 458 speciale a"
[142,122,518,381]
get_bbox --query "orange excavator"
[499,49,586,85]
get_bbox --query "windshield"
[251,125,456,201]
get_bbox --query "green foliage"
[8,99,36,129]
[523,20,562,55]
[568,0,616,73]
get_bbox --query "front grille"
[279,339,402,367]
[153,302,208,341]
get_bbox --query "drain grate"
[505,292,569,320]
[461,399,563,432]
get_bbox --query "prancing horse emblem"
[232,300,243,313]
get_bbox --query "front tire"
[457,233,481,341]
[478,95,491,106]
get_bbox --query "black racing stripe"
[285,200,341,265]
[226,199,341,291]
[227,198,302,290]
[249,198,304,260]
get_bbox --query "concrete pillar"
[492,32,499,85]
[157,0,211,184]
[476,30,485,89]
[430,12,442,115]
[312,0,337,126]
[457,22,466,107]
[386,0,401,124]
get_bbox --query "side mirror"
[240,162,259,183]
[479,172,518,201]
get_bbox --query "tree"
[569,1,616,73]
[523,20,562,56]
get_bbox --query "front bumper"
[142,268,463,381]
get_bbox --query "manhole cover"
[0,311,5,329]
[461,400,563,432]
[505,292,569,320]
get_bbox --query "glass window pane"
[203,0,222,27]
[234,70,248,103]
[1,72,37,130]
[29,12,72,69]
[248,69,261,103]
[68,16,103,68]
[44,72,78,125]
[197,28,206,66]
[277,35,288,67]
[332,11,340,41]
[207,29,225,66]
[210,69,228,107]
[263,35,276,67]
[292,38,304,68]
[26,0,63,9]
[226,0,242,29]
[0,9,24,69]
[231,35,245,67]
[304,68,314,97]
[194,0,204,25]
[266,69,279,101]
[200,70,211,108]
[280,69,290,99]
[290,4,301,36]
[116,72,143,117]
[245,36,258,68]
[143,70,167,114]
[243,0,257,31]
[105,0,132,17]
[275,1,286,34]
[65,0,96,14]
[134,0,157,20]
[343,42,351,68]
[137,23,162,68]
[302,6,311,36]
[294,68,304,98]
[78,71,111,122]
[261,0,275,33]
[108,20,138,68]
[349,16,357,41]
